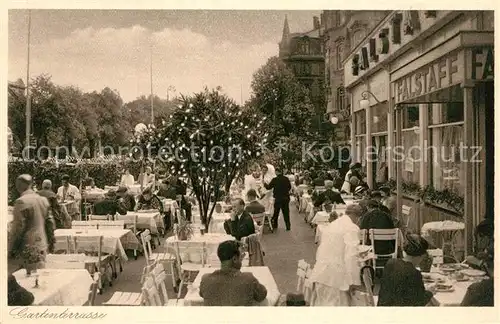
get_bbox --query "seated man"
[245,189,265,215]
[136,187,164,213]
[199,240,267,306]
[313,180,346,208]
[8,274,34,306]
[359,200,395,256]
[224,198,255,241]
[116,186,136,212]
[93,190,127,216]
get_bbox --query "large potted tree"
[133,88,269,227]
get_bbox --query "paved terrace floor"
[94,200,318,305]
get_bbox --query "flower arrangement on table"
[175,214,194,241]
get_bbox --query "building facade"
[321,11,390,146]
[279,16,326,132]
[343,10,494,255]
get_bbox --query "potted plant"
[175,214,194,241]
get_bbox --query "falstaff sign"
[349,11,440,79]
[393,51,464,104]
[469,46,494,81]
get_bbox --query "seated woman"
[461,242,494,306]
[377,234,434,306]
[136,187,164,213]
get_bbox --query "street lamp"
[359,90,381,109]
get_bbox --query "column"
[387,80,394,180]
[462,82,475,255]
[395,105,403,220]
[350,91,356,163]
[366,103,373,188]
[419,104,428,186]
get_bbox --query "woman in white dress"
[243,170,260,202]
[260,164,276,210]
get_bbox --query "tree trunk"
[67,137,73,158]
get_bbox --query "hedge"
[8,157,151,204]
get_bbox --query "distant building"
[321,11,390,146]
[279,15,326,133]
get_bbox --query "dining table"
[12,268,93,306]
[183,266,281,306]
[54,228,140,261]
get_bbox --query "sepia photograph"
[4,5,495,315]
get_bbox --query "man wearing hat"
[313,180,346,208]
[116,186,136,212]
[341,163,365,194]
[9,174,53,269]
[94,189,127,216]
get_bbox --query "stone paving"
[94,200,318,305]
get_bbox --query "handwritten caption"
[9,307,107,319]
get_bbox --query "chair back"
[88,214,112,221]
[151,263,170,304]
[95,220,125,230]
[296,259,310,293]
[72,221,98,230]
[140,261,158,284]
[140,229,154,265]
[175,241,206,266]
[54,235,72,253]
[142,275,163,306]
[115,214,138,233]
[74,235,103,270]
[251,212,265,225]
[369,228,399,259]
[402,205,412,228]
[361,266,376,306]
[358,229,367,245]
[87,272,100,306]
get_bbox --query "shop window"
[402,105,420,128]
[428,103,464,195]
[401,129,420,184]
[372,103,388,133]
[428,102,464,125]
[355,110,366,135]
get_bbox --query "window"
[403,105,420,128]
[300,40,310,54]
[401,129,420,184]
[352,29,365,47]
[355,110,366,135]
[311,63,320,76]
[336,86,345,112]
[336,44,344,70]
[372,103,388,133]
[428,103,464,194]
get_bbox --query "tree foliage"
[133,88,269,225]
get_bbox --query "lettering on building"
[471,47,494,80]
[394,52,460,103]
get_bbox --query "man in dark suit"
[116,186,136,212]
[360,200,396,256]
[313,180,346,208]
[199,240,267,306]
[224,198,255,241]
[94,190,127,216]
[245,189,265,215]
[38,179,71,229]
[264,168,292,231]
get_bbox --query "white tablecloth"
[126,211,162,234]
[208,213,231,234]
[83,189,106,201]
[184,266,281,306]
[425,269,478,306]
[13,268,93,306]
[55,228,139,261]
[165,233,234,263]
[421,221,465,236]
[311,206,347,225]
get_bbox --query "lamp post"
[359,90,382,189]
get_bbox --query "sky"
[8,10,320,104]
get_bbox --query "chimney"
[313,16,320,30]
